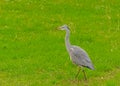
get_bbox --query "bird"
[58,24,94,80]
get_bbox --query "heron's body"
[58,25,94,80]
[68,45,94,70]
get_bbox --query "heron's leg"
[75,67,81,78]
[82,69,87,81]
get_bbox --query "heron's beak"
[57,26,61,30]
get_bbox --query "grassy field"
[0,0,120,86]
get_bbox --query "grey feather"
[69,46,94,70]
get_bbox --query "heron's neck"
[65,29,71,50]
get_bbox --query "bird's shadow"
[62,78,89,86]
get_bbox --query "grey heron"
[58,24,94,80]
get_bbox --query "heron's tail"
[88,64,94,70]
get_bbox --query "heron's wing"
[70,46,94,69]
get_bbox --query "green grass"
[0,0,120,86]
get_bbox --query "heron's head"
[58,24,69,31]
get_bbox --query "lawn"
[0,0,120,86]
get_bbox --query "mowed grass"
[0,0,120,86]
